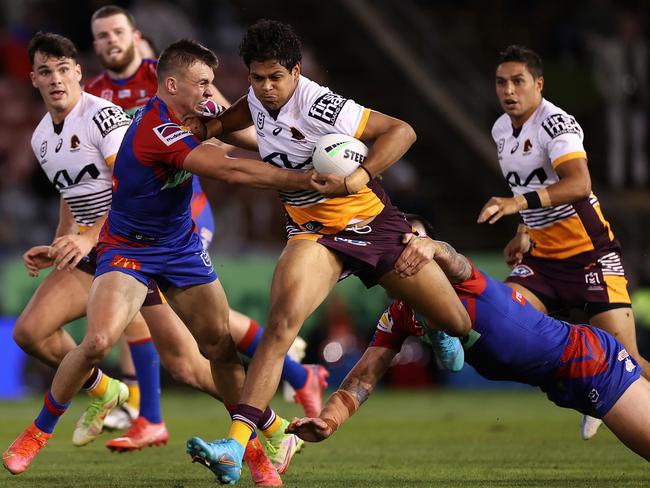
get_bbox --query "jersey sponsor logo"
[302,221,323,232]
[263,152,312,170]
[541,113,581,139]
[334,236,369,246]
[617,349,629,361]
[110,255,141,270]
[510,264,534,278]
[40,140,47,158]
[100,89,113,101]
[584,271,601,286]
[625,358,636,372]
[52,163,100,189]
[505,167,548,188]
[257,112,265,130]
[93,106,130,137]
[55,138,63,153]
[511,289,526,305]
[118,89,131,99]
[308,92,348,125]
[588,388,599,403]
[153,122,194,146]
[70,134,80,151]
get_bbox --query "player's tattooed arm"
[430,240,473,283]
[339,346,395,406]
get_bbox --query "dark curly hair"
[239,19,302,70]
[28,32,78,65]
[497,45,543,79]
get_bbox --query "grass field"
[0,388,647,487]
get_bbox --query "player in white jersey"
[184,20,470,485]
[476,45,650,440]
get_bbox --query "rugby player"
[288,217,650,463]
[3,36,311,484]
[184,20,471,484]
[477,45,650,440]
[85,5,328,439]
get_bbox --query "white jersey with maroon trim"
[248,75,384,234]
[492,98,615,260]
[31,91,130,228]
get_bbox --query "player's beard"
[99,43,137,74]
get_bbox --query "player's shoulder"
[84,71,108,95]
[80,92,131,137]
[31,112,51,149]
[491,112,511,140]
[298,75,352,125]
[534,98,582,139]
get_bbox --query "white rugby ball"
[312,134,368,176]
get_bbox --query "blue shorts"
[193,201,214,251]
[543,324,641,418]
[96,227,217,291]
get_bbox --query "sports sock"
[122,374,140,411]
[259,408,282,437]
[84,368,109,397]
[129,338,162,423]
[229,404,263,447]
[237,320,308,389]
[225,404,257,440]
[34,391,70,433]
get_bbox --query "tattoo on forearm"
[340,377,372,406]
[434,241,472,283]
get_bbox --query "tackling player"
[288,217,650,463]
[86,6,328,436]
[3,35,306,485]
[184,20,470,484]
[476,45,650,440]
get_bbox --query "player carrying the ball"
[185,19,469,484]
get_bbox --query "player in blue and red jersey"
[288,216,650,463]
[4,38,318,482]
[85,8,328,448]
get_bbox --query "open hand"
[286,417,333,442]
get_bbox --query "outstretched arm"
[287,346,396,442]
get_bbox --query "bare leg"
[603,377,650,460]
[166,279,243,406]
[379,260,471,336]
[140,303,221,399]
[590,307,650,381]
[239,239,342,410]
[50,272,147,403]
[13,268,91,368]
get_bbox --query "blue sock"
[35,391,70,433]
[129,338,162,423]
[237,320,308,390]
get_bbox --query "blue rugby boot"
[187,436,244,484]
[425,329,465,372]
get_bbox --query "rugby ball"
[312,134,368,176]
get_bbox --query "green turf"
[0,389,647,487]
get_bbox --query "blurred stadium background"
[0,0,650,482]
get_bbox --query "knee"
[13,318,41,353]
[167,362,199,388]
[261,317,300,351]
[79,334,114,365]
[198,332,239,363]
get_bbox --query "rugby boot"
[294,365,329,417]
[263,418,303,474]
[187,436,244,484]
[244,436,283,486]
[72,378,129,446]
[106,416,168,452]
[2,422,52,475]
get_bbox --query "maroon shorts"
[286,203,412,288]
[506,249,631,316]
[77,248,165,307]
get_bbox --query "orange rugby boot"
[3,423,52,475]
[294,364,329,418]
[244,436,283,486]
[105,416,168,452]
